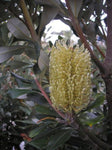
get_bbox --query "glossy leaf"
[35,105,57,116]
[7,88,32,99]
[11,72,32,84]
[16,119,36,125]
[47,129,72,150]
[29,122,60,139]
[26,93,48,106]
[29,137,48,149]
[83,115,104,126]
[38,6,58,36]
[19,106,32,115]
[87,95,105,111]
[25,46,38,60]
[7,17,31,40]
[0,45,24,63]
[29,123,48,138]
[6,60,29,69]
[0,23,9,45]
[69,0,83,17]
[83,21,96,42]
[38,50,49,70]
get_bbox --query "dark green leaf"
[38,6,58,36]
[38,50,49,71]
[0,46,24,63]
[29,124,48,138]
[28,122,62,148]
[16,119,36,125]
[83,115,104,126]
[7,17,31,40]
[83,21,96,42]
[47,129,72,150]
[29,137,48,149]
[19,106,32,115]
[87,95,105,111]
[94,0,103,17]
[26,93,48,106]
[0,23,9,44]
[11,72,31,83]
[35,105,57,116]
[69,0,82,17]
[25,46,38,60]
[6,60,29,69]
[7,88,32,99]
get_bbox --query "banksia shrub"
[49,42,91,113]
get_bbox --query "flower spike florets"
[49,42,91,113]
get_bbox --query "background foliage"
[0,0,111,150]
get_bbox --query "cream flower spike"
[49,42,91,113]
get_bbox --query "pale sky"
[43,0,78,44]
[44,20,79,44]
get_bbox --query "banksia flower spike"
[49,42,91,113]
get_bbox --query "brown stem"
[103,78,112,145]
[81,19,105,58]
[19,0,39,41]
[93,43,105,58]
[34,78,66,119]
[105,79,112,120]
[104,0,112,69]
[65,0,105,74]
[102,1,112,132]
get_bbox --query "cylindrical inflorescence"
[49,42,91,113]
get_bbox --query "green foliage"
[0,0,109,150]
[0,96,29,149]
[7,17,31,40]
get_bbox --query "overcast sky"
[43,0,78,44]
[44,19,79,44]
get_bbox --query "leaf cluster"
[0,0,109,150]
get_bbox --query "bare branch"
[19,0,39,42]
[93,43,105,58]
